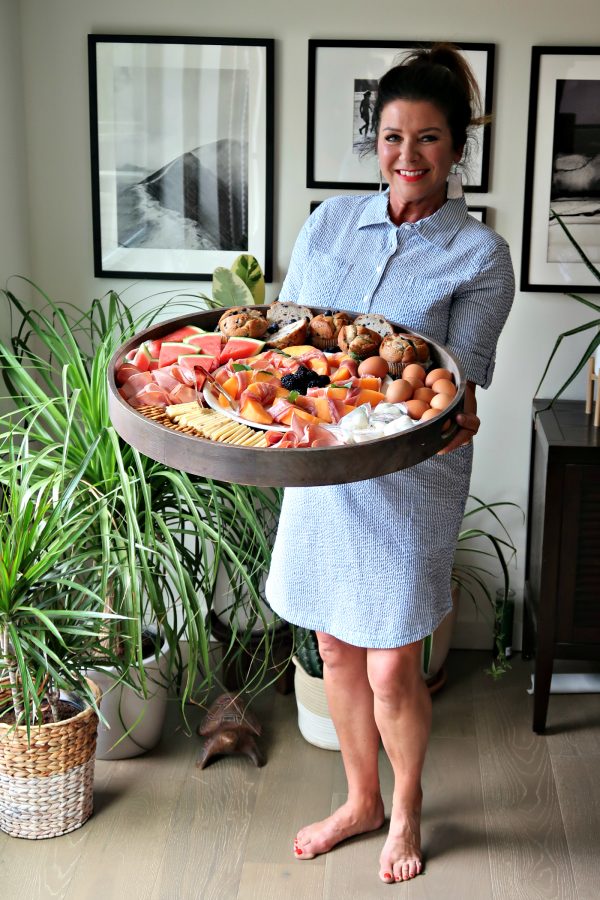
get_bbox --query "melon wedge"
[219,337,265,364]
[162,324,206,344]
[158,341,192,368]
[182,333,224,358]
[281,345,317,358]
[178,354,217,373]
[239,397,274,425]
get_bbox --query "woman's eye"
[385,134,400,143]
[420,135,437,143]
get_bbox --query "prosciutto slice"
[267,414,342,449]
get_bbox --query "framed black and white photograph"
[88,35,274,281]
[307,40,494,191]
[521,46,600,292]
[521,47,600,293]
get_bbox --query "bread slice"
[267,300,313,326]
[353,313,395,338]
[264,319,309,349]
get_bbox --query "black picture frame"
[88,34,274,281]
[307,40,495,192]
[521,46,600,292]
[468,205,488,224]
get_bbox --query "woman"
[265,44,514,884]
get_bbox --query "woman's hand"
[437,381,478,455]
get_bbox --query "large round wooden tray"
[108,308,465,487]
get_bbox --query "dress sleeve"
[445,239,515,388]
[278,213,317,303]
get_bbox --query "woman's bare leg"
[294,633,385,859]
[367,641,430,883]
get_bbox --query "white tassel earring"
[446,164,463,200]
[447,164,463,200]
[378,168,383,193]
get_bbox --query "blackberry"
[280,373,299,390]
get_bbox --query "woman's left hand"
[437,381,479,455]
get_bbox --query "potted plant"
[291,494,520,750]
[0,401,127,838]
[0,268,281,755]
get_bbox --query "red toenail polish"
[384,873,392,879]
[296,847,303,855]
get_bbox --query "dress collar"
[357,191,468,249]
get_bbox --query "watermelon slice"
[158,341,193,368]
[219,337,265,364]
[182,332,224,358]
[178,354,217,374]
[162,324,206,344]
[132,343,159,373]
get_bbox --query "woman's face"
[377,99,462,222]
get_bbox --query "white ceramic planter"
[292,657,340,751]
[89,634,170,760]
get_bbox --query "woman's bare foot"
[378,808,423,883]
[294,796,385,859]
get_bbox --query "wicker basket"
[0,680,101,839]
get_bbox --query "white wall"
[9,0,600,647]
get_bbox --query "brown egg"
[420,407,441,421]
[430,392,453,411]
[358,356,389,379]
[413,387,435,404]
[404,376,425,391]
[404,399,430,420]
[431,379,457,397]
[402,363,427,382]
[425,367,453,387]
[385,378,413,403]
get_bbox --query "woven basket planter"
[0,680,101,840]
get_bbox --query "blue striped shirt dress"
[265,192,515,649]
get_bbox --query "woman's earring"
[378,169,383,193]
[447,164,463,200]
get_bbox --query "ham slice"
[128,382,171,408]
[168,383,197,405]
[121,371,154,399]
[240,383,277,407]
[267,414,342,449]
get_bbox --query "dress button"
[362,294,369,303]
[376,265,382,272]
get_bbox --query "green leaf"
[230,254,265,305]
[212,268,254,308]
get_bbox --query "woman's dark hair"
[370,43,486,159]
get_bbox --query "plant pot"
[0,679,101,840]
[89,632,169,760]
[292,657,340,751]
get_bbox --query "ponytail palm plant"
[0,281,282,713]
[0,398,126,736]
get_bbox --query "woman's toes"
[379,870,394,884]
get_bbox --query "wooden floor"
[1,650,599,900]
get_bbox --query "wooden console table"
[523,400,600,733]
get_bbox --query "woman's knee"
[366,643,423,704]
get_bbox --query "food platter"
[108,307,465,487]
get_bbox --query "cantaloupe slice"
[330,365,354,382]
[239,397,274,425]
[281,345,316,357]
[357,376,382,391]
[327,386,349,401]
[314,396,333,423]
[354,388,385,407]
[306,357,329,376]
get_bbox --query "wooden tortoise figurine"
[196,692,265,769]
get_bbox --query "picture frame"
[468,206,488,224]
[521,46,600,292]
[306,40,494,192]
[88,35,274,281]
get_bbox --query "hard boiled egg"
[385,379,413,404]
[358,356,389,379]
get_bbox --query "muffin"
[379,333,431,377]
[265,318,310,349]
[308,311,352,350]
[218,306,269,339]
[337,324,382,360]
